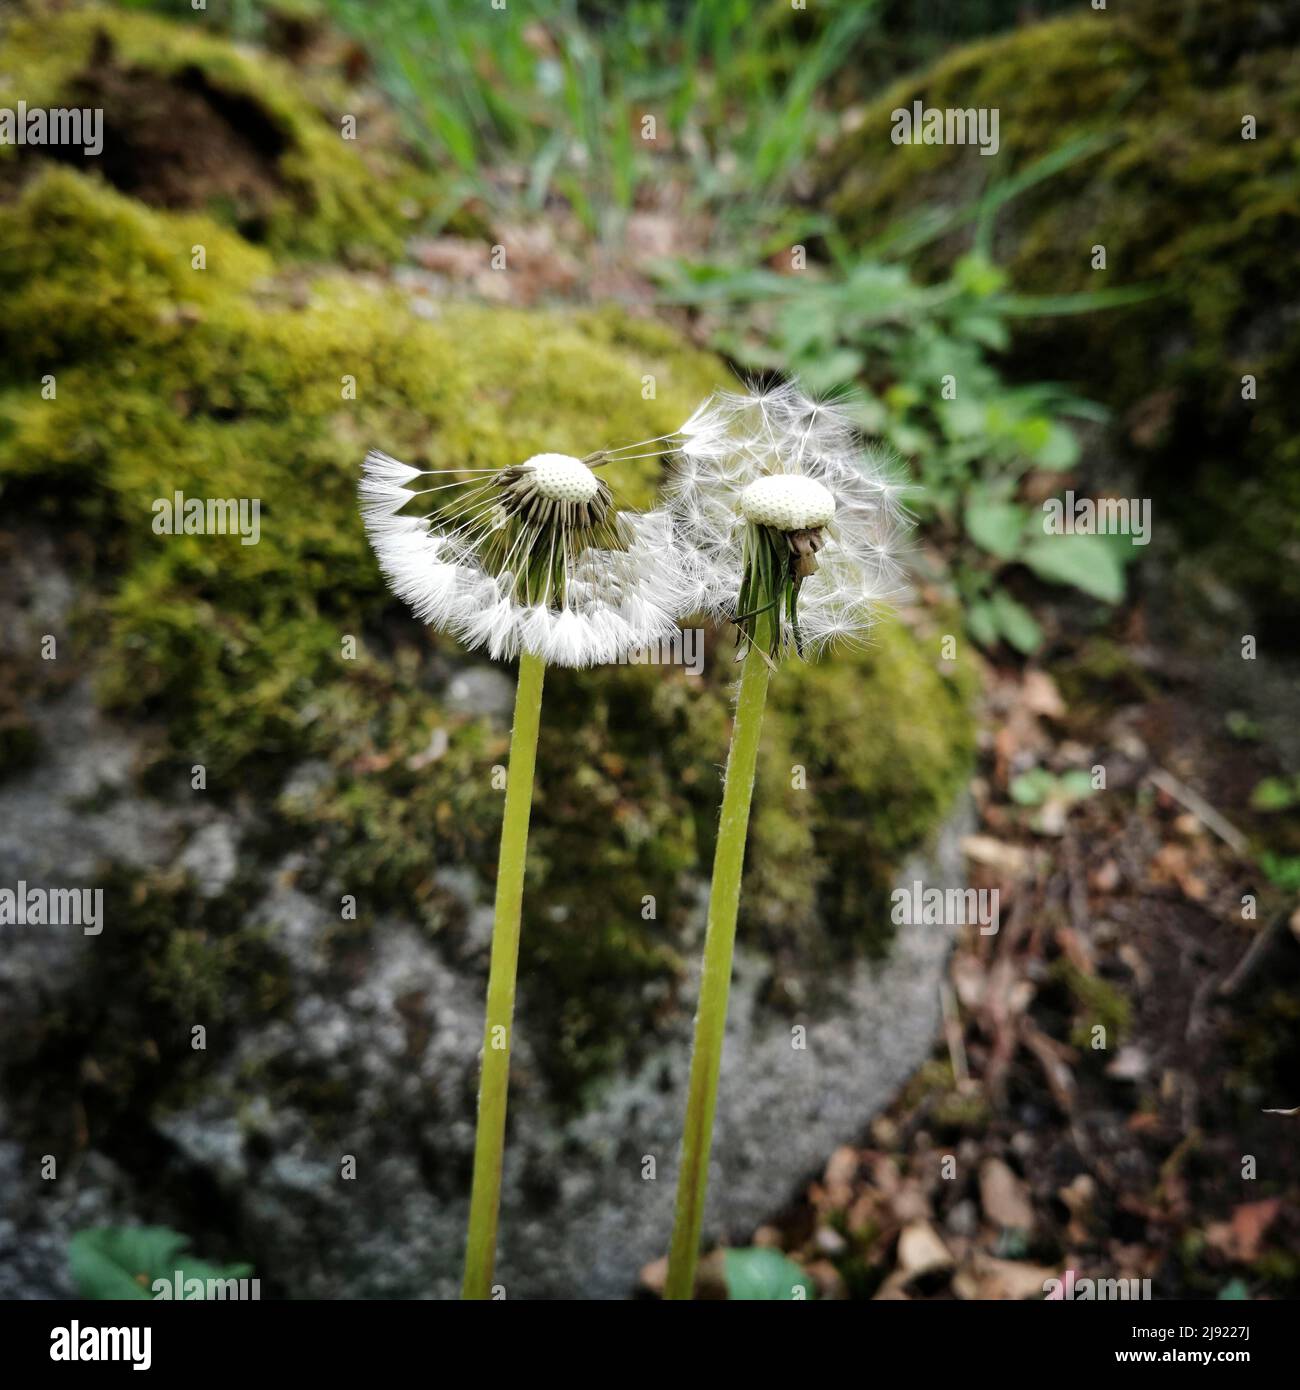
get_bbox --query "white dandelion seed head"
[665,381,912,659]
[739,474,836,531]
[360,447,683,668]
[523,452,601,505]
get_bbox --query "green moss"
[749,612,977,961]
[0,166,271,369]
[0,168,727,781]
[0,5,424,261]
[1052,960,1131,1049]
[823,0,1300,625]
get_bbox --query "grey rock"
[0,556,969,1300]
[177,821,240,899]
[444,666,516,722]
[1,738,967,1297]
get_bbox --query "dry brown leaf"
[823,1144,859,1204]
[1022,670,1067,719]
[1204,1198,1282,1262]
[979,1157,1036,1231]
[896,1221,953,1277]
[961,833,1033,878]
[956,1252,1056,1300]
[889,1179,933,1225]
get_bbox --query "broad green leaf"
[955,313,1010,352]
[966,598,1001,650]
[1034,423,1081,471]
[1249,777,1299,812]
[966,496,1029,559]
[800,348,864,393]
[723,1247,815,1301]
[990,590,1043,654]
[954,253,1006,298]
[1057,769,1096,801]
[1020,533,1126,603]
[939,397,987,442]
[70,1227,252,1301]
[1260,853,1300,891]
[1010,768,1055,807]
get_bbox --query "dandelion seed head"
[523,452,601,505]
[739,474,836,531]
[360,446,681,668]
[665,382,911,660]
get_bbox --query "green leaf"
[1260,853,1300,891]
[722,1247,815,1301]
[70,1227,253,1300]
[1057,769,1096,801]
[989,590,1043,654]
[954,313,1010,352]
[1009,768,1055,807]
[966,495,1029,560]
[1249,777,1299,812]
[988,284,1163,317]
[953,253,1006,298]
[1034,423,1081,471]
[1020,533,1127,603]
[1218,1278,1250,1301]
[1225,711,1262,742]
[799,348,864,393]
[966,598,1001,650]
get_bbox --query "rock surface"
[0,655,971,1297]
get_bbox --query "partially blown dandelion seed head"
[738,473,837,531]
[665,381,911,659]
[360,446,680,668]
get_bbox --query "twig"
[1218,910,1288,998]
[1147,767,1249,856]
[940,978,969,1086]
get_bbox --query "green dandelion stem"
[664,620,773,1300]
[462,648,546,1300]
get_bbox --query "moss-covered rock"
[821,0,1300,628]
[0,160,975,1097]
[0,4,423,260]
[0,12,981,1296]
